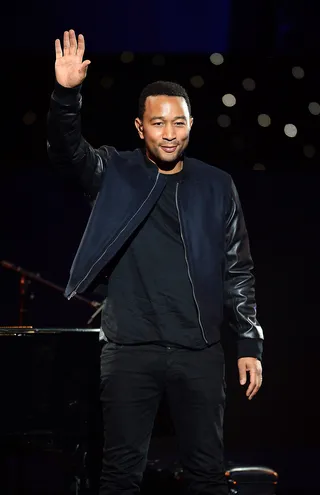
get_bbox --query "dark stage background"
[1,1,319,493]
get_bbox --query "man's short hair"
[138,80,191,119]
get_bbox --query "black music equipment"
[225,464,278,494]
[0,328,278,494]
[142,460,278,495]
[0,327,102,494]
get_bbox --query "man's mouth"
[160,146,178,153]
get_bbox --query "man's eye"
[175,122,185,126]
[153,122,163,126]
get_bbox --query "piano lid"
[0,327,101,335]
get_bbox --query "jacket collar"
[132,147,195,182]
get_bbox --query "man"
[47,30,264,495]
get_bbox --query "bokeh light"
[22,111,37,125]
[284,124,298,137]
[292,66,305,79]
[303,145,316,158]
[120,51,134,63]
[100,76,114,89]
[222,94,236,107]
[210,53,224,66]
[242,78,256,91]
[217,115,231,128]
[152,55,166,66]
[190,75,204,88]
[308,102,320,115]
[253,163,266,170]
[257,114,271,127]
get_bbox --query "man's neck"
[158,161,183,175]
[145,150,184,175]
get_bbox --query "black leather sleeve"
[47,82,115,200]
[224,179,264,361]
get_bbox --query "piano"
[0,328,279,495]
[0,327,103,494]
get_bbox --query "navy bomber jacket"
[47,82,264,360]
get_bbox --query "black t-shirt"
[101,156,206,348]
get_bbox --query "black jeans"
[100,342,228,495]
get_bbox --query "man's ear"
[134,118,144,139]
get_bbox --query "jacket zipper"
[68,171,161,299]
[175,183,208,344]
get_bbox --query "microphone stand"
[19,274,32,326]
[87,300,105,326]
[1,260,101,325]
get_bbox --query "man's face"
[135,95,193,165]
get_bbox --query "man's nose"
[162,125,176,140]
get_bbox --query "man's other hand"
[238,357,262,400]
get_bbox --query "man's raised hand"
[55,30,91,88]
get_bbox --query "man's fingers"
[58,30,84,60]
[246,370,256,398]
[69,29,77,55]
[238,358,262,400]
[55,39,62,59]
[63,30,70,56]
[248,385,259,400]
[238,362,247,385]
[248,382,260,400]
[77,34,85,59]
[79,60,91,74]
[247,371,262,400]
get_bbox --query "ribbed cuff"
[52,81,82,105]
[237,338,263,361]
